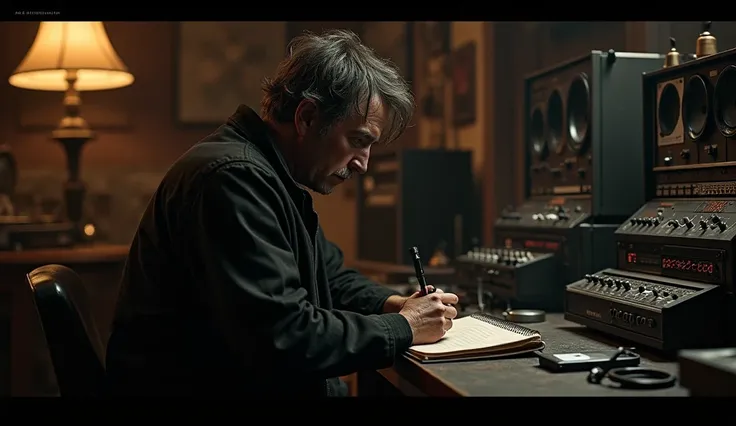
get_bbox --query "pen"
[409,246,432,296]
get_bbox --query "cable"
[586,347,677,390]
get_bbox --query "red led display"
[524,240,560,251]
[661,256,715,275]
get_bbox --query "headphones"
[586,347,677,390]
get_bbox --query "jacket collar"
[226,105,307,198]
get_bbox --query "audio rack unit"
[456,50,664,313]
[566,44,736,352]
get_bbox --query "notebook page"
[409,316,533,355]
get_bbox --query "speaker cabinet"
[644,47,736,198]
[356,149,477,265]
[525,50,663,219]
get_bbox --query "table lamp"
[8,22,134,238]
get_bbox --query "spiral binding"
[471,313,540,337]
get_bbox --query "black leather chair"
[27,264,106,397]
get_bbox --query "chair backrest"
[27,264,106,397]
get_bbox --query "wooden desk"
[0,244,128,396]
[366,313,687,397]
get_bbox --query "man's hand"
[398,291,459,345]
[382,285,447,313]
[383,295,409,313]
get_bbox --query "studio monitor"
[525,50,663,219]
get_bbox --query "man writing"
[104,29,459,397]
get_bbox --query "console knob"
[700,220,708,230]
[683,217,693,229]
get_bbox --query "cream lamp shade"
[8,21,134,92]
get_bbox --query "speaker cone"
[566,73,590,153]
[530,108,546,158]
[546,90,564,153]
[683,75,710,140]
[714,65,736,137]
[658,83,681,137]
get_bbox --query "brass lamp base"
[52,127,93,239]
[49,70,98,242]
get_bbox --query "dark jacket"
[104,105,413,397]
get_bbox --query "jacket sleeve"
[322,236,403,315]
[193,164,413,379]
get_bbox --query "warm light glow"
[83,223,96,237]
[8,22,134,91]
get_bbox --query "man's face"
[293,97,387,195]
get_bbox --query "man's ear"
[294,99,319,137]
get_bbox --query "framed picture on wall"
[421,21,451,58]
[360,22,414,87]
[451,41,477,127]
[174,22,288,126]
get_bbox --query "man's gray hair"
[261,29,415,144]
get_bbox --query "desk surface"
[382,313,687,397]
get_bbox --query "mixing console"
[565,44,736,352]
[455,246,559,311]
[566,268,724,352]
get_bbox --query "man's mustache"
[334,169,352,180]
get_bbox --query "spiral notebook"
[406,313,545,363]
